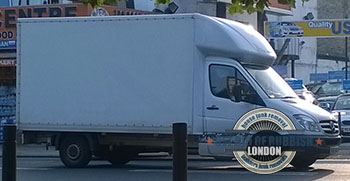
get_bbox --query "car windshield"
[315,82,343,97]
[245,65,298,99]
[306,83,324,94]
[333,96,350,110]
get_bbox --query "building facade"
[317,0,348,77]
[265,0,319,84]
[0,1,151,93]
[0,0,295,92]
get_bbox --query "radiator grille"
[319,120,339,134]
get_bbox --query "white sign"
[0,59,16,67]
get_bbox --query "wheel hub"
[67,144,80,160]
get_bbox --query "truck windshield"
[245,65,298,99]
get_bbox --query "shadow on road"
[48,159,335,180]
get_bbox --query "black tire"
[107,149,137,166]
[290,157,317,169]
[107,155,131,166]
[59,136,92,168]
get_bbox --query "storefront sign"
[0,59,16,66]
[343,80,350,90]
[309,73,328,82]
[285,79,303,90]
[328,70,346,80]
[0,40,15,49]
[0,4,151,49]
[265,19,350,38]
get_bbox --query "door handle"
[206,105,219,110]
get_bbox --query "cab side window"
[210,65,235,99]
[209,64,260,104]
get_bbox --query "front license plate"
[342,128,350,132]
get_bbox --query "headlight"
[294,114,320,132]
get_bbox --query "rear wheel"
[59,136,92,168]
[107,148,137,166]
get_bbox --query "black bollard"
[2,123,16,181]
[172,123,187,181]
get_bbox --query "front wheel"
[290,156,317,169]
[59,136,92,168]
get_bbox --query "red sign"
[269,0,291,11]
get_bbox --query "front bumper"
[199,131,341,158]
[340,126,350,138]
[293,135,340,158]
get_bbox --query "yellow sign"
[264,19,350,38]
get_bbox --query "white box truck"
[17,14,340,171]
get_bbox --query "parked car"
[306,82,326,94]
[314,82,344,98]
[285,78,316,104]
[295,86,317,104]
[318,96,338,111]
[331,94,350,138]
[269,22,304,37]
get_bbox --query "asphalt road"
[1,157,350,181]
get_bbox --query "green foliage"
[156,0,170,4]
[79,0,103,8]
[156,0,310,14]
[80,0,310,14]
[103,0,121,5]
[77,0,121,8]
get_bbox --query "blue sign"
[0,0,10,7]
[343,80,350,90]
[0,41,16,49]
[310,73,328,81]
[273,65,287,77]
[328,71,346,80]
[285,79,303,90]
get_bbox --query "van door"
[204,61,265,133]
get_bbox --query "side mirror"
[227,77,241,102]
[320,102,331,111]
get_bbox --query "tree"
[76,0,310,14]
[74,0,121,8]
[156,0,310,14]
